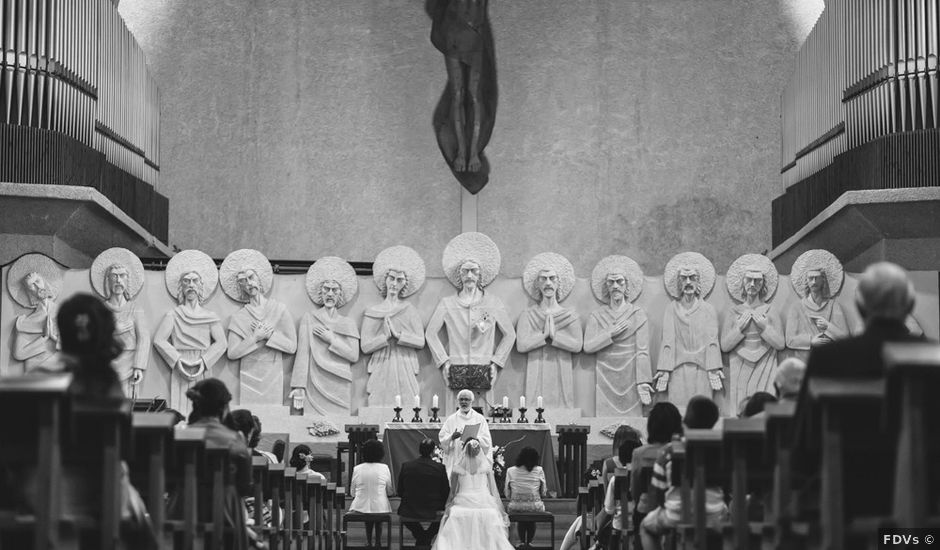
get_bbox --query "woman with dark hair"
[272,439,287,463]
[741,391,778,418]
[289,444,327,483]
[178,378,253,550]
[49,293,124,398]
[349,439,393,548]
[630,402,683,545]
[601,424,642,484]
[505,446,547,545]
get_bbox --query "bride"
[432,438,515,550]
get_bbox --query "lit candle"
[395,395,401,408]
[503,396,509,409]
[520,396,526,409]
[432,394,439,408]
[414,395,421,408]
[537,396,543,409]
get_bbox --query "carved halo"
[442,232,501,288]
[725,253,779,302]
[372,245,426,298]
[663,251,716,299]
[590,255,644,303]
[790,249,844,298]
[7,253,65,308]
[90,247,145,299]
[522,252,576,302]
[307,256,358,305]
[165,250,219,301]
[219,249,274,303]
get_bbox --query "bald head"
[855,262,915,322]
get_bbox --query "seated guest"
[740,391,777,418]
[601,425,643,484]
[631,401,683,542]
[250,416,279,463]
[506,446,548,545]
[175,378,253,550]
[272,439,287,463]
[772,358,805,401]
[397,438,450,547]
[289,444,327,483]
[349,439,393,548]
[640,396,726,550]
[805,261,922,379]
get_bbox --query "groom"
[398,438,451,547]
[438,389,492,476]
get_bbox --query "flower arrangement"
[431,444,444,464]
[583,465,602,485]
[307,419,340,437]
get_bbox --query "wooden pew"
[0,374,72,550]
[204,440,234,550]
[608,471,630,549]
[722,416,773,550]
[306,475,323,550]
[679,429,724,550]
[884,342,940,528]
[576,486,591,550]
[267,463,286,550]
[332,487,346,550]
[166,427,208,550]
[763,401,800,547]
[291,471,309,549]
[557,426,591,498]
[322,483,336,550]
[283,467,296,550]
[250,457,269,537]
[128,411,176,547]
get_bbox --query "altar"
[382,423,562,495]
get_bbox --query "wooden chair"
[0,374,71,550]
[321,483,336,550]
[606,471,630,550]
[884,343,940,528]
[342,511,391,550]
[128,411,176,547]
[398,511,443,550]
[508,511,555,550]
[332,487,346,550]
[576,486,592,550]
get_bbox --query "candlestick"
[517,406,528,423]
[537,396,543,409]
[519,396,526,409]
[411,407,423,423]
[432,394,439,409]
[429,406,441,423]
[500,407,513,423]
[395,395,402,408]
[392,406,404,423]
[534,407,546,423]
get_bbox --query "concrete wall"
[117,0,811,276]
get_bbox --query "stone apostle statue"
[426,232,515,411]
[438,388,492,476]
[91,247,150,397]
[153,250,227,413]
[360,246,427,407]
[222,249,297,405]
[784,249,849,363]
[8,254,62,373]
[583,255,652,416]
[720,254,785,415]
[290,257,360,415]
[655,252,723,410]
[516,253,583,410]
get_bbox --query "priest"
[438,389,492,476]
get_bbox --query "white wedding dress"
[432,453,514,550]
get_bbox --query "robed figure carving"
[583,256,653,416]
[361,246,427,407]
[290,257,360,415]
[517,253,583,410]
[655,252,723,410]
[222,249,297,405]
[8,254,63,374]
[720,254,785,414]
[426,233,515,411]
[785,249,849,362]
[91,247,150,398]
[427,0,498,193]
[153,250,227,413]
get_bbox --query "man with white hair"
[804,261,922,379]
[438,389,492,476]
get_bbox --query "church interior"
[1,0,939,548]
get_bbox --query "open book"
[460,422,481,442]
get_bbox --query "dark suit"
[804,318,923,378]
[397,457,450,545]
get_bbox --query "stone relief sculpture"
[583,255,653,416]
[720,254,785,415]
[153,250,227,412]
[784,249,848,362]
[427,0,498,193]
[655,252,723,410]
[221,249,297,405]
[8,254,63,373]
[290,257,361,415]
[90,247,150,398]
[361,246,426,407]
[426,232,515,410]
[517,252,583,410]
